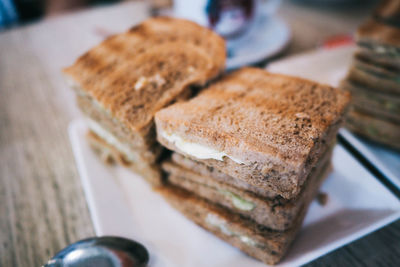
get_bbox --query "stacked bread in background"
[341,0,400,150]
[155,68,350,264]
[63,17,226,185]
[373,0,400,27]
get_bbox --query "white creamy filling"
[239,236,258,247]
[87,119,137,162]
[375,46,387,54]
[206,214,233,236]
[205,213,260,248]
[160,131,244,164]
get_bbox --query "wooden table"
[1,1,399,266]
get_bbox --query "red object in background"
[321,34,354,49]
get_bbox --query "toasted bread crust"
[156,68,349,198]
[64,17,226,133]
[171,153,281,199]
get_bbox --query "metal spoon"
[44,236,149,267]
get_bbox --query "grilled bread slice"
[171,153,282,199]
[155,68,350,199]
[64,17,226,184]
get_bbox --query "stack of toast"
[155,68,350,264]
[63,17,226,185]
[342,0,400,150]
[65,17,351,265]
[373,0,400,27]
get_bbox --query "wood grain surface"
[0,1,399,266]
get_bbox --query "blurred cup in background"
[174,0,281,39]
[173,0,254,38]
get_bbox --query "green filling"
[219,189,256,211]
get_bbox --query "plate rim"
[226,16,291,69]
[339,128,400,190]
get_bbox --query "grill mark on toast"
[64,17,226,133]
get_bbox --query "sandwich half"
[155,68,350,198]
[64,17,226,185]
[162,147,331,231]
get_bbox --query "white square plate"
[267,45,400,190]
[69,119,400,267]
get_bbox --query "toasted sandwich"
[155,68,350,198]
[64,17,226,185]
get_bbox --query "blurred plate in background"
[226,15,290,69]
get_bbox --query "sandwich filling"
[87,119,138,163]
[205,213,263,248]
[160,131,245,164]
[218,189,256,211]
